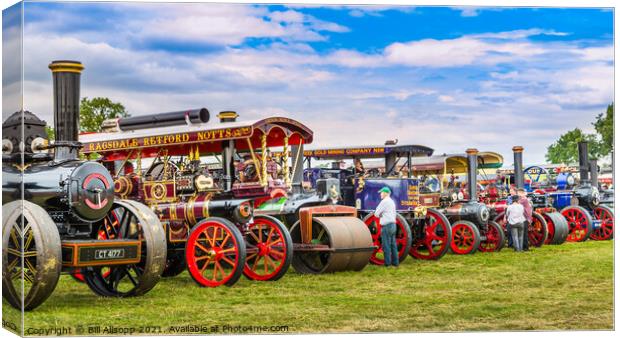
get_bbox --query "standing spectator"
[505,187,517,248]
[506,198,526,251]
[375,187,399,267]
[517,188,533,251]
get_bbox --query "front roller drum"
[528,212,548,247]
[363,213,412,265]
[243,215,293,281]
[2,201,62,311]
[450,220,481,255]
[186,217,246,287]
[561,206,594,242]
[82,200,167,297]
[542,212,569,245]
[590,205,614,240]
[289,216,373,274]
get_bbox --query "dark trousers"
[522,220,530,250]
[380,223,399,266]
[506,222,513,247]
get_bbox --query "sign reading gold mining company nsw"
[83,126,252,153]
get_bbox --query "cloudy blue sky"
[2,2,614,164]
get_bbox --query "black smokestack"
[512,146,524,189]
[578,141,589,183]
[466,148,478,200]
[589,159,599,188]
[49,60,84,160]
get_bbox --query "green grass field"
[2,240,613,335]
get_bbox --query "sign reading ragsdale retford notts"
[83,126,252,153]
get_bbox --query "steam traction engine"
[2,61,166,311]
[557,142,613,241]
[81,111,374,283]
[410,149,506,254]
[486,147,568,246]
[296,144,453,263]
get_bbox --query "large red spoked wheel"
[409,209,452,260]
[186,217,246,287]
[243,215,292,281]
[528,212,548,247]
[363,213,412,265]
[450,221,481,255]
[478,221,505,252]
[590,205,614,240]
[561,206,594,242]
[542,212,569,245]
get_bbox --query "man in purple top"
[517,188,533,251]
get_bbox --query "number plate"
[94,248,126,260]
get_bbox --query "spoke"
[24,258,37,273]
[220,247,237,254]
[268,238,283,247]
[266,227,275,243]
[221,255,235,267]
[249,230,261,243]
[265,254,278,270]
[118,208,130,238]
[246,252,258,262]
[251,255,261,271]
[195,255,211,262]
[199,257,214,273]
[7,258,19,272]
[207,227,217,247]
[220,234,231,247]
[316,229,326,241]
[22,251,37,258]
[130,265,143,278]
[258,224,263,243]
[125,269,139,286]
[10,228,20,248]
[195,241,210,254]
[23,229,34,250]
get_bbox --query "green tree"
[45,125,54,139]
[593,103,613,156]
[545,128,601,164]
[79,97,129,132]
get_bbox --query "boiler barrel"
[118,108,210,131]
[155,196,250,226]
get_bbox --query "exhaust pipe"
[512,146,524,189]
[465,148,478,200]
[577,141,589,183]
[49,60,84,161]
[590,159,599,188]
[117,108,210,131]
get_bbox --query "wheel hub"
[257,243,270,256]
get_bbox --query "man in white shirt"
[505,198,526,252]
[375,187,399,267]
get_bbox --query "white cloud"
[15,4,613,165]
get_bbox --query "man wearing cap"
[375,186,399,267]
[517,188,533,251]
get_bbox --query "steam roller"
[287,205,373,274]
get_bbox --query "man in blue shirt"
[375,187,399,267]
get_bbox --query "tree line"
[546,103,613,164]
